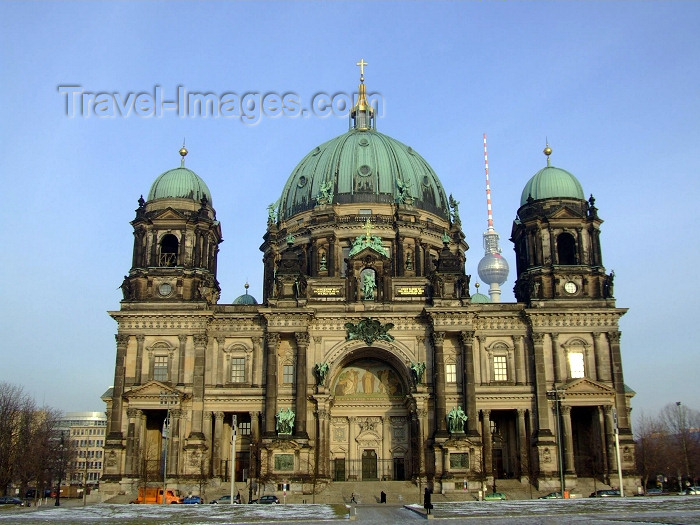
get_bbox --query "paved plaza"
[0,496,699,524]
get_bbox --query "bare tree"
[660,402,699,485]
[635,411,669,491]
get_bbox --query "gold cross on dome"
[356,58,368,81]
[364,218,372,239]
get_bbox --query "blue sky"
[1,1,698,422]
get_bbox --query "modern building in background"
[102,68,636,499]
[57,411,106,488]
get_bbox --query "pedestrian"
[351,492,357,504]
[423,487,433,515]
[380,490,386,503]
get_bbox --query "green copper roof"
[278,129,449,220]
[148,167,212,204]
[520,165,584,206]
[471,292,491,303]
[233,291,258,305]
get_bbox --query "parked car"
[210,495,235,504]
[686,486,700,495]
[538,491,563,499]
[183,495,203,504]
[483,492,507,501]
[0,496,24,505]
[252,494,280,504]
[645,488,665,496]
[589,489,620,497]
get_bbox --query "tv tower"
[477,133,509,302]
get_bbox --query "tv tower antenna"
[477,133,509,302]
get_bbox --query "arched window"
[557,232,577,265]
[159,234,179,267]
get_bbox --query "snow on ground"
[0,503,346,524]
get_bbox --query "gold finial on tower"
[179,139,188,167]
[543,141,552,167]
[352,59,374,130]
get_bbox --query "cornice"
[526,310,625,329]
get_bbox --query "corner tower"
[121,146,222,304]
[511,145,608,303]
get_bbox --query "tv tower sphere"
[478,252,509,285]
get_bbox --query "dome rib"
[520,165,584,205]
[148,167,212,204]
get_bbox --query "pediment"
[152,207,187,220]
[124,381,183,404]
[549,205,584,220]
[349,245,390,261]
[561,378,615,397]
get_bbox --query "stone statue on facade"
[410,362,426,385]
[362,271,377,301]
[313,362,329,386]
[447,405,467,433]
[316,179,334,205]
[603,270,615,298]
[449,194,461,224]
[276,407,295,435]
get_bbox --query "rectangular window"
[283,364,294,384]
[239,421,251,436]
[445,363,456,383]
[493,356,508,381]
[230,358,245,383]
[153,355,168,382]
[568,352,585,378]
[359,209,372,215]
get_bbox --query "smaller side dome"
[148,167,212,204]
[147,147,213,204]
[471,292,491,303]
[520,146,584,205]
[233,283,257,305]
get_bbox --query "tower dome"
[519,145,584,205]
[277,129,448,221]
[233,283,258,305]
[147,146,213,204]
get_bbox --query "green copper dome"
[278,129,449,221]
[520,165,585,206]
[471,292,491,303]
[233,291,257,305]
[148,166,212,204]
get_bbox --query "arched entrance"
[328,356,412,481]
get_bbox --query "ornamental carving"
[345,318,394,345]
[356,416,381,433]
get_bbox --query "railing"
[330,458,411,482]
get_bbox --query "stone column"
[550,332,561,383]
[432,331,448,436]
[150,230,157,266]
[607,331,631,432]
[216,337,225,386]
[250,411,260,479]
[561,405,575,474]
[203,411,213,474]
[478,336,487,384]
[482,410,493,481]
[598,406,609,479]
[134,335,145,385]
[459,331,478,436]
[517,409,529,481]
[213,412,224,477]
[294,332,309,438]
[328,235,336,277]
[169,409,181,477]
[108,334,129,441]
[316,407,329,478]
[251,338,262,386]
[596,331,611,381]
[177,334,187,385]
[264,333,280,435]
[532,333,552,437]
[348,417,357,479]
[382,416,390,479]
[189,335,207,440]
[125,408,140,476]
[515,335,526,385]
[604,405,616,478]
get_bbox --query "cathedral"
[102,67,637,499]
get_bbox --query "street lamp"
[547,387,565,497]
[160,391,179,505]
[612,408,624,497]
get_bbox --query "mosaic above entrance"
[333,359,403,397]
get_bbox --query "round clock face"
[158,282,173,297]
[564,281,578,294]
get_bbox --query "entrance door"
[393,457,405,481]
[361,450,377,480]
[334,458,346,481]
